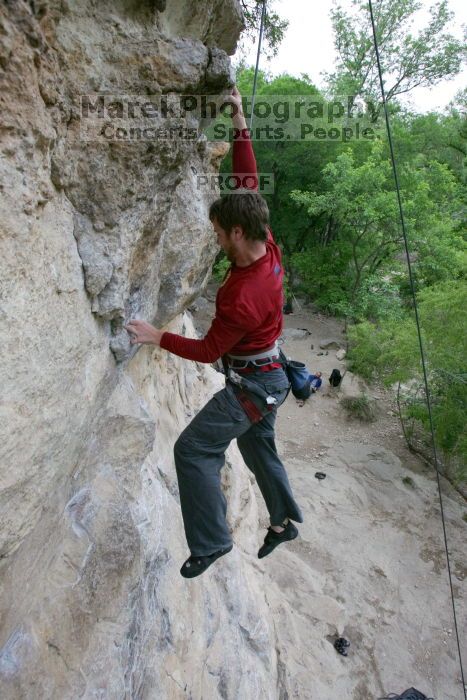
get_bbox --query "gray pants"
[174,368,303,556]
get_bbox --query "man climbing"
[125,87,303,578]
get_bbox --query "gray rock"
[282,328,310,340]
[336,348,347,361]
[0,2,282,698]
[319,338,342,349]
[188,295,210,313]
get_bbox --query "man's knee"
[174,431,193,467]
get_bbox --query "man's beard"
[224,242,236,263]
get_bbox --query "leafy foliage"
[290,139,464,315]
[236,0,289,59]
[340,394,377,422]
[347,282,467,478]
[327,0,466,117]
[212,254,231,283]
[227,64,465,318]
[227,0,467,479]
[290,143,403,313]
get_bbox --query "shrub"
[340,394,377,422]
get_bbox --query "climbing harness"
[226,343,280,369]
[225,367,279,423]
[368,1,466,695]
[227,369,278,406]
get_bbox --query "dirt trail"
[192,294,466,700]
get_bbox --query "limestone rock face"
[0,2,282,698]
[0,317,279,699]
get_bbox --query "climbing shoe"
[180,544,233,579]
[258,520,298,559]
[378,690,432,700]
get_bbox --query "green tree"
[289,134,465,315]
[327,0,466,117]
[347,281,467,481]
[237,0,289,59]
[290,143,403,314]
[390,91,467,185]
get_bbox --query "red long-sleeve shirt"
[160,131,284,363]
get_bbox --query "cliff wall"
[0,2,281,698]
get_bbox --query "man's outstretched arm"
[230,87,258,192]
[230,87,273,241]
[124,310,250,363]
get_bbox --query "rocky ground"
[192,289,467,700]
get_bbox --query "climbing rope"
[247,3,465,694]
[368,1,466,696]
[249,0,267,131]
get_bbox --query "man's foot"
[180,544,233,579]
[258,520,298,558]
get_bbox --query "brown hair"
[209,190,270,241]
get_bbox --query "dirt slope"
[192,295,466,700]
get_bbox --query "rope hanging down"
[249,0,267,131]
[247,2,465,694]
[367,1,466,697]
